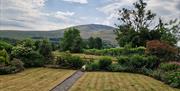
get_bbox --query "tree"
[38,39,52,58]
[94,37,103,49]
[60,28,83,53]
[114,0,179,47]
[88,37,95,49]
[18,39,35,49]
[87,37,103,49]
[0,49,9,65]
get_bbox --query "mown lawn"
[0,68,75,91]
[70,72,180,91]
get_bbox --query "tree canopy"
[114,0,180,47]
[60,28,83,53]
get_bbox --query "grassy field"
[0,68,75,91]
[70,72,180,91]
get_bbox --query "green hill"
[0,24,117,44]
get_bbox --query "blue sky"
[0,0,180,31]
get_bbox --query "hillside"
[0,24,116,44]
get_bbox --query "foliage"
[55,52,84,69]
[60,28,83,53]
[0,66,16,75]
[159,63,179,71]
[87,37,103,49]
[0,40,13,53]
[11,46,44,67]
[0,49,10,66]
[146,40,178,61]
[10,58,24,72]
[129,55,159,69]
[117,56,129,65]
[107,63,127,72]
[83,47,145,56]
[38,39,52,64]
[99,57,112,70]
[164,71,180,88]
[114,0,179,47]
[67,56,84,69]
[17,39,35,49]
[86,61,99,71]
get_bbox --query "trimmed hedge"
[83,47,145,56]
[55,52,84,69]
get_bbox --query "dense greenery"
[54,52,84,69]
[60,28,83,53]
[114,0,179,47]
[38,39,52,64]
[0,40,13,53]
[0,49,10,66]
[87,37,103,49]
[83,47,145,56]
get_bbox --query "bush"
[159,63,179,71]
[117,56,129,65]
[128,55,146,69]
[99,57,112,70]
[86,61,99,71]
[125,55,159,69]
[0,66,16,75]
[83,47,145,56]
[0,40,13,53]
[67,56,84,69]
[0,49,10,65]
[107,63,127,72]
[164,72,180,88]
[150,70,165,80]
[146,40,178,61]
[10,58,24,72]
[11,46,44,67]
[55,52,84,69]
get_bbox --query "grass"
[70,72,180,91]
[0,68,75,91]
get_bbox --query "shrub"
[11,46,44,67]
[0,66,16,75]
[159,63,179,71]
[0,41,13,53]
[126,55,159,69]
[144,56,159,69]
[107,63,127,72]
[83,47,146,56]
[0,49,9,65]
[146,40,178,61]
[164,71,180,88]
[150,70,165,80]
[99,57,112,70]
[55,52,84,69]
[86,61,99,71]
[38,39,52,64]
[128,54,145,69]
[117,56,129,65]
[10,58,24,72]
[67,56,84,69]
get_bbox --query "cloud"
[62,0,88,4]
[54,11,75,20]
[0,0,77,30]
[97,0,180,26]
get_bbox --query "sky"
[0,0,180,31]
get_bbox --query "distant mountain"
[0,24,117,44]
